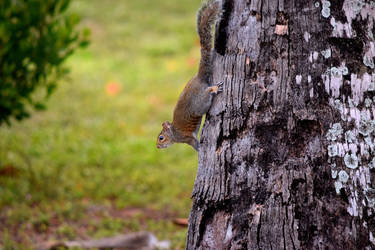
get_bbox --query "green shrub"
[0,0,89,125]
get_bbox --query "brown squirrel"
[156,0,222,151]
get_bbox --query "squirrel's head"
[156,121,174,149]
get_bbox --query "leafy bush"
[0,0,89,125]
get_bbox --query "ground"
[0,0,202,248]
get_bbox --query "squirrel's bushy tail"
[197,0,220,82]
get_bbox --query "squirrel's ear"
[162,121,171,129]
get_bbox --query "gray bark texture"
[187,0,375,249]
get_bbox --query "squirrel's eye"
[159,135,164,141]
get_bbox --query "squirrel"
[156,0,222,151]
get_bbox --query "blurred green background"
[0,0,202,248]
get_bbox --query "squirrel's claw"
[216,81,223,93]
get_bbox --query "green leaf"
[79,40,89,48]
[0,0,89,126]
[34,102,46,110]
[59,0,71,13]
[46,83,57,97]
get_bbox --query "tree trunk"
[187,0,375,249]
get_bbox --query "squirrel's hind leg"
[191,81,222,117]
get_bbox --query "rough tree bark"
[187,0,375,249]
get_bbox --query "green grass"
[0,0,203,248]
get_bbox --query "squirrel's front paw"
[207,81,224,94]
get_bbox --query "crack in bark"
[256,209,262,248]
[215,0,233,55]
[289,227,296,250]
[290,204,296,250]
[282,218,286,250]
